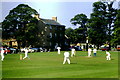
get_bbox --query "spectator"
[57,47,61,54]
[93,48,97,56]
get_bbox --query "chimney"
[52,17,57,21]
[34,14,40,20]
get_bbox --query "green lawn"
[2,51,118,78]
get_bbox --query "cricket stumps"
[20,54,22,60]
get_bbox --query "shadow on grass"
[70,63,77,64]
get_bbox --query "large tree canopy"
[103,1,117,42]
[111,9,120,46]
[70,14,88,28]
[65,28,75,44]
[67,1,118,49]
[87,1,107,48]
[87,1,117,48]
[2,4,39,48]
[70,14,88,43]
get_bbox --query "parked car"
[100,47,109,51]
[68,46,82,51]
[30,48,40,52]
[74,46,82,51]
[39,47,43,52]
[117,45,120,51]
[0,48,10,54]
[8,48,17,53]
[21,48,34,53]
[28,49,34,53]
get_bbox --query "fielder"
[63,52,70,64]
[23,48,30,59]
[57,47,61,54]
[71,48,76,57]
[1,48,5,61]
[93,48,97,56]
[106,50,111,60]
[88,48,92,57]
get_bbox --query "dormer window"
[50,33,52,38]
[50,26,52,30]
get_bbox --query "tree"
[87,17,107,48]
[65,28,75,44]
[70,14,88,43]
[87,1,117,49]
[74,28,87,43]
[2,4,39,48]
[111,9,120,46]
[87,1,108,48]
[103,1,117,47]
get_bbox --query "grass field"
[2,51,118,78]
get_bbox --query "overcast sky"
[1,0,119,29]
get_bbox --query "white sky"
[1,0,119,29]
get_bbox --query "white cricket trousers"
[23,52,28,59]
[106,56,111,60]
[63,57,70,64]
[1,54,4,61]
[88,52,91,57]
[58,50,60,54]
[71,52,75,57]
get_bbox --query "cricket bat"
[28,45,31,49]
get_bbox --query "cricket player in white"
[57,47,61,54]
[1,48,5,61]
[93,48,97,56]
[63,52,70,64]
[106,51,111,60]
[88,48,92,57]
[71,48,76,57]
[23,48,29,59]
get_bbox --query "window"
[60,34,62,37]
[55,27,57,30]
[43,42,45,45]
[50,33,52,38]
[50,42,52,46]
[41,31,44,34]
[55,33,57,37]
[60,28,62,30]
[50,26,52,29]
[45,27,47,31]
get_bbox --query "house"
[2,14,65,50]
[35,14,65,50]
[2,39,18,48]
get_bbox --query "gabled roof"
[40,18,65,27]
